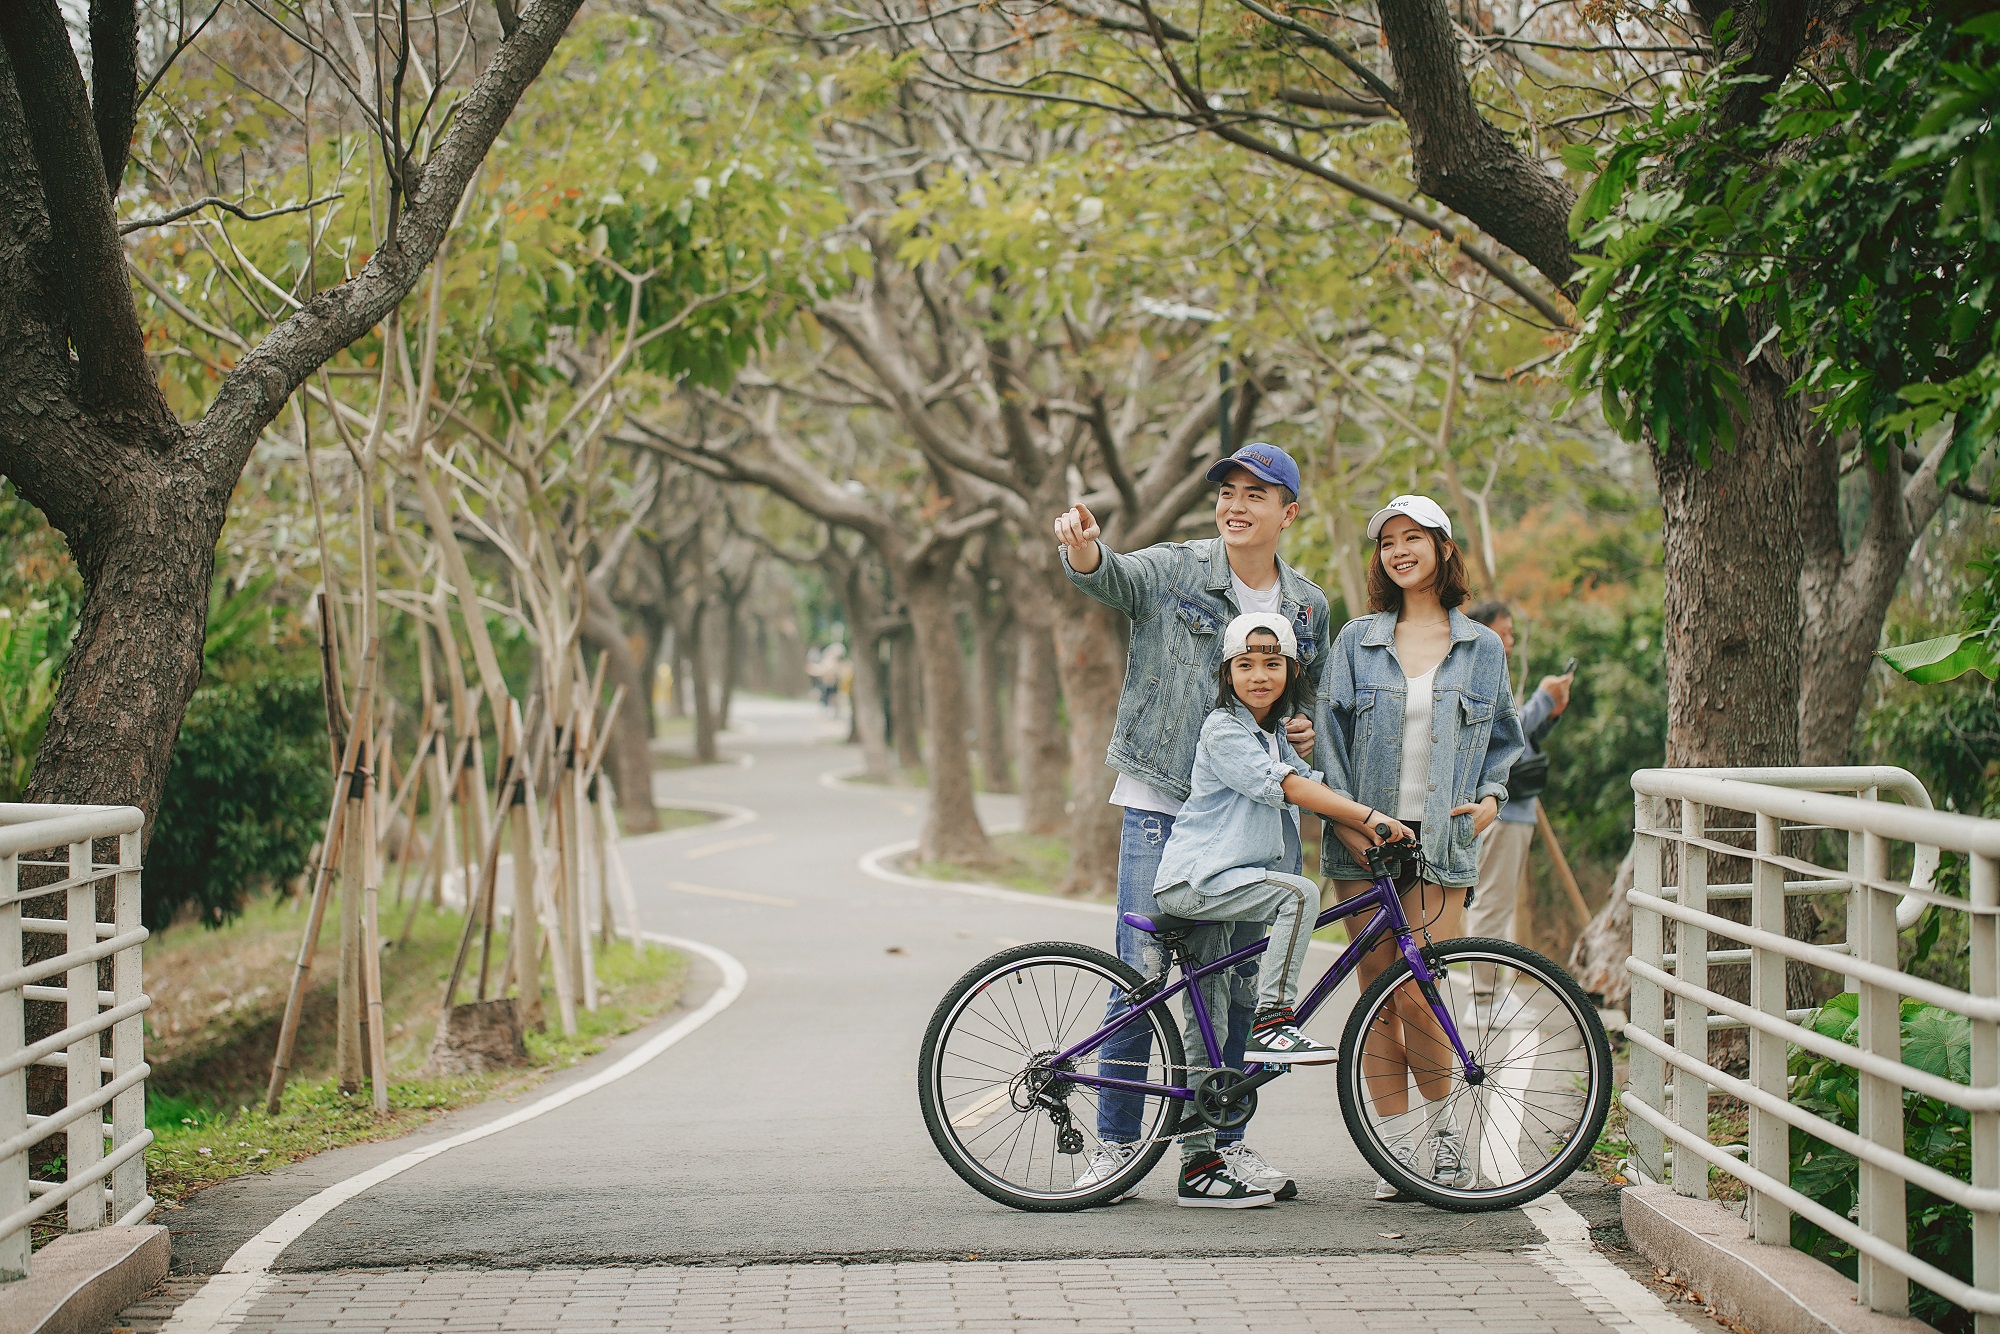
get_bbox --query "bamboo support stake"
[516,751,577,1036]
[360,745,391,1114]
[1536,804,1593,924]
[336,733,369,1095]
[270,642,378,1112]
[436,748,515,1025]
[595,775,645,951]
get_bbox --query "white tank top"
[1397,665,1438,820]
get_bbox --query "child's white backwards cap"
[1222,612,1298,661]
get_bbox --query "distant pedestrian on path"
[1055,441,1332,1206]
[1463,600,1572,951]
[1317,494,1523,1203]
[1154,612,1413,1207]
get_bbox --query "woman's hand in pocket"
[1450,795,1500,836]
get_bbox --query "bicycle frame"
[1047,867,1487,1102]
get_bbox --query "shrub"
[144,669,330,931]
[1790,992,1973,1333]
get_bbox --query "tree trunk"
[1012,624,1068,836]
[684,603,720,764]
[582,584,658,833]
[1655,358,1805,771]
[900,565,991,866]
[1797,431,1947,767]
[1569,847,1635,1009]
[888,626,924,776]
[966,582,1014,793]
[849,621,894,783]
[1052,599,1126,898]
[22,456,214,830]
[716,598,742,732]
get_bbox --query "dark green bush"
[145,669,330,931]
[1790,992,1974,1333]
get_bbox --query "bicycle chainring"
[1190,1069,1258,1130]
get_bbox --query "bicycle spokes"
[923,947,1182,1206]
[1344,943,1608,1205]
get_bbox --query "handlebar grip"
[1374,822,1392,840]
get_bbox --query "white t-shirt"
[1109,566,1284,814]
[1397,665,1438,821]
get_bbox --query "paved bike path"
[134,697,1709,1331]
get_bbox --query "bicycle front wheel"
[1337,937,1611,1212]
[918,941,1184,1212]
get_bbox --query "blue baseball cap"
[1205,441,1301,497]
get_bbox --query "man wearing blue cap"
[1055,442,1331,1207]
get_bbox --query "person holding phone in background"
[1463,600,1573,950]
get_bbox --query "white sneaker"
[1428,1126,1474,1189]
[1374,1138,1418,1201]
[1075,1142,1139,1203]
[1219,1143,1298,1201]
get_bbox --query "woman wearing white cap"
[1316,494,1525,1201]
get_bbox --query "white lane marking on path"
[667,880,797,908]
[157,932,749,1334]
[681,831,778,860]
[1522,1193,1699,1332]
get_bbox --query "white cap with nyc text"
[1366,493,1453,542]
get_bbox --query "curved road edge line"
[858,836,1113,918]
[859,837,1344,959]
[629,799,759,845]
[158,932,749,1334]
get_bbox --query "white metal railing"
[1624,767,1998,1330]
[0,802,150,1282]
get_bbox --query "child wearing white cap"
[1152,614,1412,1204]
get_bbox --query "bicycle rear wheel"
[1337,937,1611,1212]
[918,941,1184,1211]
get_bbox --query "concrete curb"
[0,1225,169,1334]
[1622,1185,1930,1334]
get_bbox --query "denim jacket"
[1316,609,1524,888]
[1153,703,1319,898]
[1062,537,1331,801]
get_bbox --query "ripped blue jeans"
[1096,807,1265,1156]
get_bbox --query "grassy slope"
[140,828,702,1207]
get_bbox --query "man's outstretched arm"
[1056,503,1165,621]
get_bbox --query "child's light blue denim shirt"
[1153,702,1320,899]
[1315,609,1524,888]
[1061,537,1330,801]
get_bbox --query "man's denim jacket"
[1153,703,1318,899]
[1061,537,1331,801]
[1316,609,1524,888]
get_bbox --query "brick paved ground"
[116,1252,1662,1332]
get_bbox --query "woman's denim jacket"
[1153,703,1318,898]
[1315,609,1524,888]
[1062,538,1330,801]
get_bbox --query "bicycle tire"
[1337,937,1611,1213]
[918,941,1184,1212]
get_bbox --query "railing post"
[0,849,23,1281]
[111,830,146,1224]
[64,838,103,1232]
[1856,827,1908,1315]
[1673,799,1711,1199]
[1628,788,1666,1184]
[1971,851,1998,1334]
[1748,811,1791,1243]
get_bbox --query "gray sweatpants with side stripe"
[1154,870,1320,1158]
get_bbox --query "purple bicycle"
[918,829,1612,1212]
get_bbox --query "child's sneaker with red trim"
[1177,1153,1276,1208]
[1244,1007,1337,1064]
